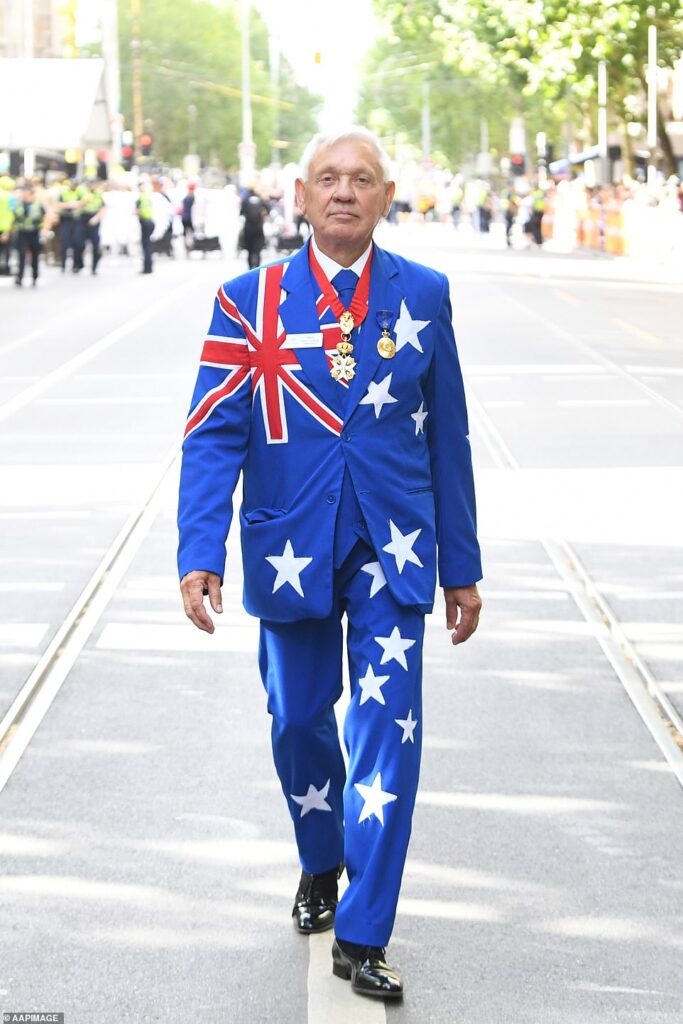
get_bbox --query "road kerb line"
[308,932,386,1024]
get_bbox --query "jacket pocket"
[242,506,288,524]
[405,486,433,495]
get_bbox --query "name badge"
[282,332,323,349]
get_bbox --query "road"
[1,225,682,1024]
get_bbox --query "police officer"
[14,182,45,287]
[529,182,545,247]
[56,177,85,272]
[136,182,155,274]
[0,175,15,276]
[81,179,105,275]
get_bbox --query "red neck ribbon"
[308,244,373,330]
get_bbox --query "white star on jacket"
[355,772,398,825]
[360,373,398,418]
[265,539,312,596]
[291,779,332,816]
[383,519,424,573]
[358,663,391,706]
[361,560,387,598]
[394,709,418,744]
[374,625,416,671]
[394,300,430,353]
[411,402,428,435]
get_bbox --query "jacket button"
[326,494,336,504]
[342,432,350,442]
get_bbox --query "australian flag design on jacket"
[177,239,482,622]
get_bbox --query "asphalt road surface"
[1,223,682,1024]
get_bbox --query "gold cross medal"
[376,310,396,359]
[330,311,357,382]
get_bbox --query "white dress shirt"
[311,235,372,283]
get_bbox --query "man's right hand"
[180,570,223,634]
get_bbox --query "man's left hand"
[444,584,482,646]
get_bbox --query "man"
[56,177,86,272]
[239,185,268,268]
[80,179,105,275]
[177,128,482,1000]
[13,181,45,286]
[135,181,155,274]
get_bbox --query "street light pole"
[239,0,255,186]
[597,60,608,186]
[647,23,658,187]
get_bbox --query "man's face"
[295,138,395,254]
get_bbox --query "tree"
[116,0,321,172]
[363,0,683,175]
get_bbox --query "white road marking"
[556,398,650,408]
[308,932,386,1024]
[0,281,194,425]
[96,622,258,652]
[35,396,173,406]
[627,365,683,376]
[479,590,569,601]
[417,791,621,814]
[0,624,49,648]
[0,511,92,520]
[0,582,65,593]
[468,364,604,375]
[483,400,525,408]
[541,374,612,383]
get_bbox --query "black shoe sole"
[293,915,335,935]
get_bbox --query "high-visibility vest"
[137,194,154,220]
[0,189,13,231]
[14,199,44,231]
[532,189,545,212]
[82,189,104,216]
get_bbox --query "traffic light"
[121,144,135,171]
[139,132,153,157]
[510,154,526,176]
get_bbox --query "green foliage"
[361,0,683,172]
[117,0,321,171]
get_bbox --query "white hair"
[299,127,392,182]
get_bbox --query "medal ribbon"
[309,244,373,331]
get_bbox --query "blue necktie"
[332,269,358,309]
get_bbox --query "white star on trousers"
[360,373,398,418]
[383,519,423,574]
[358,663,391,706]
[355,772,398,825]
[374,625,416,671]
[265,539,312,596]
[291,779,332,817]
[394,709,418,744]
[411,401,428,435]
[394,299,430,353]
[361,560,387,598]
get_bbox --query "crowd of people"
[3,163,683,288]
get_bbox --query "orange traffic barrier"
[603,200,625,254]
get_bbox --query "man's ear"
[383,180,396,217]
[294,177,306,212]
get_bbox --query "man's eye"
[355,176,371,186]
[319,175,335,186]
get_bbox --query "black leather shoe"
[292,863,343,934]
[331,938,403,999]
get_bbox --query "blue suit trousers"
[258,538,425,947]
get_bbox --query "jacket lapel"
[345,245,404,421]
[278,241,345,415]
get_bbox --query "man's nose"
[333,175,355,201]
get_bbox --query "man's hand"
[444,584,482,646]
[180,570,223,634]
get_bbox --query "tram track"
[467,384,683,789]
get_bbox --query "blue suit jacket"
[177,239,482,621]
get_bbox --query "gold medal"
[377,331,396,359]
[336,340,353,355]
[339,311,355,334]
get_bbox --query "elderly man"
[177,127,482,1000]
